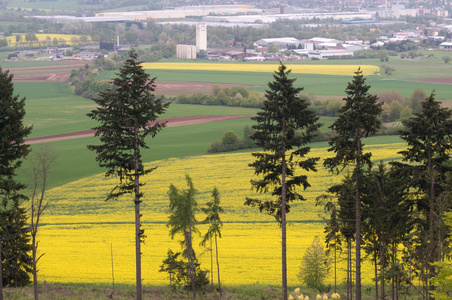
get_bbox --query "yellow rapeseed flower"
[141,62,380,76]
[37,144,404,285]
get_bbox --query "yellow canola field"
[141,62,380,76]
[38,143,404,286]
[4,34,91,46]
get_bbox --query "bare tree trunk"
[32,234,38,300]
[0,231,3,300]
[355,139,362,300]
[134,126,142,300]
[111,243,115,297]
[215,231,221,293]
[210,237,213,290]
[186,227,196,300]
[375,251,379,300]
[347,240,352,300]
[29,145,54,300]
[428,151,435,299]
[392,243,395,300]
[334,245,337,293]
[281,117,288,300]
[380,237,385,300]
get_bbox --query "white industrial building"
[177,44,197,59]
[95,5,262,21]
[177,23,207,59]
[255,37,301,49]
[196,24,207,53]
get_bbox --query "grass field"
[98,56,452,100]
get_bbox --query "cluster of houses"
[204,25,452,61]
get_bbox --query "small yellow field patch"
[141,62,380,76]
[4,34,91,46]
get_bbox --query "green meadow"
[12,55,436,189]
[98,56,452,100]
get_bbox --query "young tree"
[200,187,223,292]
[297,237,330,291]
[159,249,184,288]
[167,175,200,299]
[245,63,321,300]
[27,145,57,300]
[87,49,169,300]
[396,91,452,296]
[324,68,382,300]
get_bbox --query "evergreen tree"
[200,187,223,293]
[324,174,356,299]
[245,63,321,300]
[167,175,202,299]
[0,67,32,297]
[324,68,382,300]
[361,162,410,300]
[1,204,32,288]
[87,49,169,300]
[395,91,452,296]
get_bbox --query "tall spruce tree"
[87,49,169,300]
[324,68,382,300]
[0,67,32,298]
[395,91,452,296]
[361,162,410,300]
[245,63,320,300]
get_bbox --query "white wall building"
[177,44,197,59]
[196,24,207,53]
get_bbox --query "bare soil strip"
[7,61,94,82]
[25,115,254,145]
[405,77,452,84]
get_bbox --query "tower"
[196,23,207,53]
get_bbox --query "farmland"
[0,53,447,296]
[96,56,452,100]
[4,34,91,46]
[36,142,405,286]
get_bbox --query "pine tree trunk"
[428,151,435,299]
[187,227,196,300]
[375,251,378,300]
[0,231,3,300]
[215,231,221,293]
[33,233,38,300]
[334,245,337,293]
[134,126,142,300]
[210,237,213,290]
[347,241,351,300]
[281,117,288,300]
[380,237,385,300]
[355,138,362,300]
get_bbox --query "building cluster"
[29,3,452,61]
[34,3,449,26]
[176,24,207,59]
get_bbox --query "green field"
[98,56,452,100]
[0,60,78,69]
